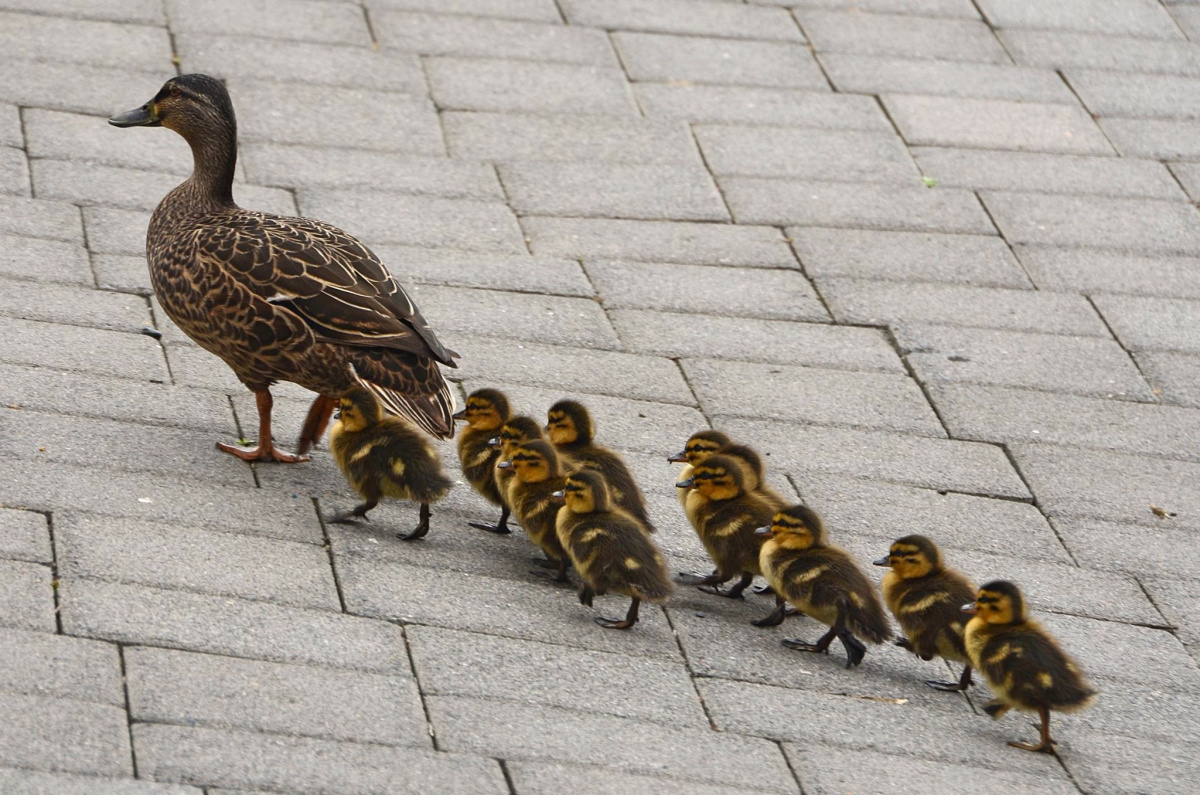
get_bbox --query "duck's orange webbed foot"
[217,441,309,463]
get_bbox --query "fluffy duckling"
[874,535,977,692]
[491,415,547,508]
[453,388,512,534]
[329,387,453,541]
[963,581,1097,753]
[668,432,787,510]
[500,439,571,581]
[546,400,653,531]
[675,455,775,601]
[553,470,673,629]
[668,429,732,509]
[756,505,892,668]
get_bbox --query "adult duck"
[109,74,457,462]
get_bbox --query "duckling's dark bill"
[109,105,160,127]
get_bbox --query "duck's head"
[556,469,611,515]
[676,454,745,501]
[454,389,510,432]
[964,580,1026,626]
[335,388,382,433]
[492,415,542,455]
[755,504,825,549]
[546,399,593,446]
[502,439,560,483]
[874,534,942,579]
[668,429,732,465]
[109,74,235,137]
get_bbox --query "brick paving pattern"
[0,1,1198,792]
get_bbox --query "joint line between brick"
[117,644,140,778]
[313,497,349,613]
[400,625,440,751]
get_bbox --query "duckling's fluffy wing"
[982,628,1095,710]
[200,211,457,366]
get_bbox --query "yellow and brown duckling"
[546,400,653,532]
[668,431,787,510]
[874,535,977,692]
[668,429,732,508]
[675,455,775,602]
[963,580,1097,753]
[756,505,892,668]
[492,415,549,506]
[500,439,571,581]
[553,470,673,629]
[328,388,453,541]
[453,388,513,534]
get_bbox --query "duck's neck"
[178,117,238,211]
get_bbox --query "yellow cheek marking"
[790,565,830,585]
[350,441,379,462]
[1038,672,1053,688]
[624,557,641,569]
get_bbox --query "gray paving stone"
[613,32,827,89]
[1069,70,1200,121]
[0,508,49,564]
[0,692,131,777]
[162,345,245,393]
[298,189,526,254]
[0,10,170,71]
[125,646,428,747]
[443,111,699,165]
[1017,245,1200,298]
[819,278,1108,336]
[92,253,152,295]
[430,695,799,792]
[1056,516,1200,583]
[884,94,1113,155]
[1171,5,1200,41]
[983,191,1200,255]
[1011,443,1200,531]
[523,215,797,267]
[612,309,903,371]
[914,147,1185,201]
[634,83,889,129]
[1059,732,1200,795]
[0,316,167,382]
[498,162,730,222]
[797,9,1009,63]
[1065,676,1200,744]
[695,125,917,184]
[0,559,53,633]
[164,0,369,44]
[785,743,1078,795]
[0,147,29,198]
[367,0,560,21]
[0,196,82,244]
[0,103,18,148]
[374,11,616,65]
[411,284,620,349]
[1093,294,1200,354]
[24,108,194,176]
[683,358,945,436]
[0,770,197,795]
[0,234,91,286]
[54,512,338,610]
[134,724,506,794]
[820,54,1074,103]
[60,578,408,675]
[791,227,1029,288]
[231,80,443,154]
[897,323,1154,401]
[586,260,826,321]
[507,763,745,795]
[0,58,163,117]
[408,626,706,727]
[929,382,1200,461]
[176,33,425,94]
[378,245,593,296]
[776,0,979,16]
[1001,29,1200,77]
[977,0,1183,38]
[0,0,162,23]
[426,57,637,115]
[1135,350,1200,407]
[0,278,150,333]
[1101,117,1200,160]
[1168,162,1200,203]
[82,206,150,256]
[699,679,1065,774]
[1144,578,1200,647]
[793,473,1067,562]
[563,0,803,41]
[1039,612,1198,692]
[718,415,1031,498]
[723,178,996,234]
[0,627,122,705]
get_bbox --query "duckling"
[491,415,547,507]
[328,387,453,541]
[668,431,786,510]
[756,505,892,668]
[675,455,775,602]
[963,580,1097,753]
[668,429,732,509]
[500,439,571,582]
[453,388,513,534]
[874,535,977,692]
[553,470,673,629]
[546,400,653,531]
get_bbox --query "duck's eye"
[169,85,181,98]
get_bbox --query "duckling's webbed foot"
[578,583,595,607]
[676,569,726,588]
[783,625,837,655]
[397,503,431,541]
[700,572,754,599]
[469,507,512,534]
[838,631,867,668]
[751,584,775,596]
[752,596,789,628]
[596,598,640,630]
[328,499,378,525]
[926,665,973,692]
[1009,707,1055,753]
[530,558,571,585]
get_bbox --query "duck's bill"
[551,490,564,499]
[667,451,687,463]
[754,526,772,536]
[675,477,695,489]
[451,409,468,421]
[109,104,161,128]
[496,460,512,469]
[873,555,892,567]
[960,603,977,614]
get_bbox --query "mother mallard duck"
[110,74,457,462]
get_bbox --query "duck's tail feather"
[350,367,457,440]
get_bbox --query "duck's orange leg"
[296,394,337,455]
[218,389,309,463]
